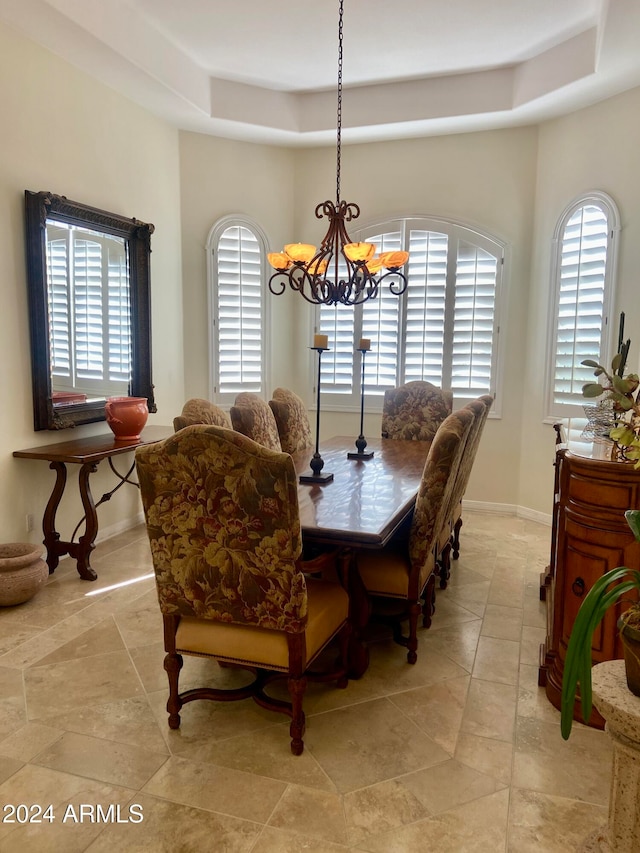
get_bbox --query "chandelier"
[267,0,409,307]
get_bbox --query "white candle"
[358,338,371,351]
[313,334,329,349]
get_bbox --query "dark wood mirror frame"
[24,190,156,430]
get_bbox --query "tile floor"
[0,513,613,851]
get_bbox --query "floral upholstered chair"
[173,398,231,432]
[230,392,282,451]
[449,394,493,562]
[135,425,350,755]
[269,388,313,454]
[357,407,474,663]
[381,381,453,442]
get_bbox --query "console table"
[13,426,171,581]
[538,424,640,728]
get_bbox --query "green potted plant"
[581,314,640,465]
[561,509,640,739]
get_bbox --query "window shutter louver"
[46,235,71,379]
[451,241,497,395]
[552,205,609,405]
[215,225,264,396]
[315,218,502,409]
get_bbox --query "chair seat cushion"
[175,578,348,671]
[358,543,435,599]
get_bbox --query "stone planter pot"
[0,543,48,606]
[618,614,640,697]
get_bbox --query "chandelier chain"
[336,0,344,205]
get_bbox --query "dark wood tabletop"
[291,436,430,549]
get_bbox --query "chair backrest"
[230,392,282,452]
[135,425,306,632]
[173,398,231,432]
[381,381,454,442]
[449,394,493,511]
[408,407,474,593]
[269,388,313,454]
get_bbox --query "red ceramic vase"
[105,396,149,441]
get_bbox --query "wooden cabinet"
[539,429,640,728]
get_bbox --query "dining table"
[291,435,431,676]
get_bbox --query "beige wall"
[178,131,298,400]
[0,21,183,545]
[520,86,640,516]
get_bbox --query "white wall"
[521,86,640,516]
[0,20,183,546]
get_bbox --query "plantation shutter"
[451,240,497,395]
[216,225,263,395]
[315,217,503,409]
[403,230,448,386]
[46,225,131,394]
[46,231,71,380]
[360,231,402,394]
[552,205,609,406]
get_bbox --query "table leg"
[42,461,68,574]
[71,462,99,581]
[340,547,371,679]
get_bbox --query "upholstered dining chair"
[135,425,350,755]
[173,397,231,432]
[269,387,313,454]
[230,392,282,451]
[433,396,493,589]
[449,394,494,562]
[357,407,474,664]
[381,380,454,442]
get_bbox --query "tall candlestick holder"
[300,346,334,484]
[348,344,374,460]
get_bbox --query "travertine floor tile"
[268,785,348,845]
[86,792,262,852]
[507,787,608,852]
[461,678,517,742]
[358,788,509,852]
[33,730,168,788]
[343,778,430,846]
[512,716,611,804]
[400,758,506,815]
[142,754,287,822]
[472,635,521,685]
[388,675,470,754]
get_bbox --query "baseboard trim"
[462,499,552,527]
[96,511,145,543]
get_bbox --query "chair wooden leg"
[407,601,421,664]
[453,517,463,559]
[438,540,452,589]
[164,650,184,729]
[288,676,307,755]
[421,575,436,631]
[336,623,350,689]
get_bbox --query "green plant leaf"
[560,567,639,739]
[626,510,640,542]
[612,352,623,372]
[582,383,605,398]
[581,359,602,369]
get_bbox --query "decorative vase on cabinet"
[105,396,149,441]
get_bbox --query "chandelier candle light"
[266,0,409,307]
[299,335,334,485]
[348,338,374,459]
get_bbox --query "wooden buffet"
[539,424,640,727]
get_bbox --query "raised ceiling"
[3,0,640,145]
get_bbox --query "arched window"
[207,216,270,404]
[317,216,506,411]
[545,193,619,418]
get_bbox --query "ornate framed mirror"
[24,191,156,430]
